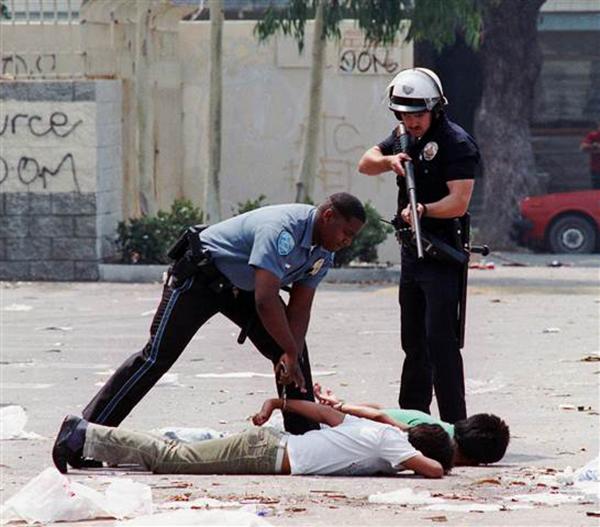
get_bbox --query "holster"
[167,224,215,289]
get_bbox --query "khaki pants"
[84,424,287,475]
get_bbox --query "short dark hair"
[454,413,510,464]
[326,193,366,223]
[407,424,454,473]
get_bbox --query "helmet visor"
[389,95,435,113]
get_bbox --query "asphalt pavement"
[1,264,599,525]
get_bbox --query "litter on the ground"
[0,467,152,524]
[0,406,43,440]
[115,508,272,526]
[542,327,561,333]
[423,503,504,512]
[368,488,444,505]
[156,373,184,387]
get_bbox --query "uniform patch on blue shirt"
[277,230,295,256]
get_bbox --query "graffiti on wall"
[283,113,370,194]
[0,110,83,191]
[1,53,57,77]
[338,29,402,75]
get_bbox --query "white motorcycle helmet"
[387,67,448,113]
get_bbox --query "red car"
[514,190,600,253]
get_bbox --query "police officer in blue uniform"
[358,68,479,423]
[82,193,365,438]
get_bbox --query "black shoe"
[71,457,103,469]
[52,415,84,474]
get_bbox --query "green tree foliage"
[334,202,393,267]
[116,199,204,264]
[254,0,481,52]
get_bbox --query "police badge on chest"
[421,141,439,161]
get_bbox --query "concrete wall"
[0,80,122,280]
[79,1,413,262]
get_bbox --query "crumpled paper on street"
[0,406,43,440]
[368,487,445,505]
[0,467,152,524]
[116,508,273,526]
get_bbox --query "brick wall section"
[0,80,122,281]
[0,192,99,280]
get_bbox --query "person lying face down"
[53,398,454,478]
[313,383,510,466]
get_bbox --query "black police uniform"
[378,113,480,423]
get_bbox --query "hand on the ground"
[275,353,306,393]
[314,383,340,406]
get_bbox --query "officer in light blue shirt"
[200,204,333,292]
[82,193,365,439]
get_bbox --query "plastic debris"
[154,427,227,443]
[0,406,43,440]
[505,492,585,505]
[156,373,184,387]
[368,488,444,505]
[115,509,272,526]
[0,467,153,524]
[542,327,561,333]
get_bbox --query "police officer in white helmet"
[358,67,480,424]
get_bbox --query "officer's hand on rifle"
[275,353,306,393]
[400,203,426,226]
[388,153,412,177]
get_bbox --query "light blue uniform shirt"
[199,204,333,291]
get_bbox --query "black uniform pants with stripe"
[398,247,466,424]
[82,275,318,435]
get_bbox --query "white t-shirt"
[286,415,420,476]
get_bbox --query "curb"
[98,264,401,284]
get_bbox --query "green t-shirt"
[383,409,455,437]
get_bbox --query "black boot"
[52,415,88,473]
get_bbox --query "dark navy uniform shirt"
[378,114,480,238]
[199,204,333,291]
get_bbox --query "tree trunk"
[135,2,156,215]
[295,0,326,203]
[474,0,546,248]
[205,0,224,222]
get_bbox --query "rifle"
[396,122,424,259]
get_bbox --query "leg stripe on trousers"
[95,277,195,423]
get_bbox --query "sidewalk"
[98,251,600,284]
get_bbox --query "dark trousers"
[398,247,466,423]
[82,275,318,435]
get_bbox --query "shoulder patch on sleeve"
[277,230,295,256]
